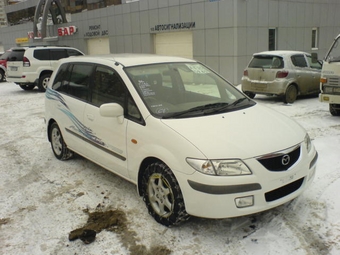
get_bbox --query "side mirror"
[311,52,318,63]
[99,103,124,123]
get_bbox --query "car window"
[291,55,308,67]
[306,55,322,70]
[91,65,126,107]
[248,55,284,69]
[67,49,83,57]
[50,49,68,60]
[52,63,71,92]
[68,64,93,101]
[8,50,25,61]
[34,49,50,60]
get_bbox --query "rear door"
[291,54,319,95]
[6,49,26,79]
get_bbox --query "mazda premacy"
[45,54,318,226]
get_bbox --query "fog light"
[323,96,329,101]
[235,195,254,208]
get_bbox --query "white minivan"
[45,54,318,226]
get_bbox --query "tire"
[142,162,189,226]
[329,104,340,116]
[0,69,4,82]
[284,85,297,104]
[244,91,256,99]
[49,122,73,160]
[38,73,51,92]
[19,84,35,90]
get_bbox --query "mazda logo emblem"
[282,155,290,166]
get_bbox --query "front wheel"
[284,85,297,104]
[142,162,189,226]
[38,74,51,92]
[49,122,73,160]
[19,84,35,90]
[330,104,340,116]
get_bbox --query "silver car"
[241,50,322,103]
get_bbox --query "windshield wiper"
[162,102,229,119]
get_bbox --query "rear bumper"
[242,78,288,96]
[7,74,38,84]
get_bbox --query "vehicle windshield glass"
[248,55,284,69]
[326,39,340,62]
[125,62,255,119]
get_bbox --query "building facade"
[1,0,340,84]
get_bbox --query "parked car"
[6,45,84,91]
[45,54,318,226]
[241,50,322,103]
[0,48,26,82]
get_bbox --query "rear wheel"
[284,85,297,104]
[142,162,189,227]
[38,73,51,92]
[330,104,340,116]
[19,84,35,90]
[0,69,5,82]
[49,122,73,160]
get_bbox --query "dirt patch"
[0,218,10,226]
[69,206,172,255]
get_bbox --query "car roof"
[58,53,196,67]
[253,50,310,57]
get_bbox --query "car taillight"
[276,70,288,78]
[243,70,248,76]
[23,57,30,67]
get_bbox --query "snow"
[1,82,340,255]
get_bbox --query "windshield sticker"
[138,80,156,97]
[186,64,210,74]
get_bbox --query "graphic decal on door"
[46,88,105,146]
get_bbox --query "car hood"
[161,104,305,159]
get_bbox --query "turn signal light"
[243,70,248,76]
[320,77,327,84]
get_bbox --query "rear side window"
[248,55,284,69]
[291,55,308,67]
[34,49,50,60]
[50,49,68,60]
[67,49,83,57]
[68,64,93,101]
[52,63,71,92]
[8,50,25,61]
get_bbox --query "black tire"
[330,104,340,116]
[49,122,73,160]
[19,84,35,90]
[142,162,189,226]
[0,69,4,82]
[38,73,51,92]
[284,85,297,104]
[244,91,256,99]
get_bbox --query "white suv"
[7,46,83,92]
[45,54,318,226]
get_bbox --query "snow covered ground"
[1,81,339,255]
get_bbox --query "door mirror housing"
[100,103,124,119]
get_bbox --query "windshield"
[125,62,255,118]
[325,37,340,62]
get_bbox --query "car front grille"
[327,77,340,86]
[257,145,301,171]
[265,177,304,202]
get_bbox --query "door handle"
[86,114,94,121]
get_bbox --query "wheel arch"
[40,70,53,79]
[46,118,57,142]
[137,157,163,196]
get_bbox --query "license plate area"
[10,66,18,71]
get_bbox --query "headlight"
[304,133,312,153]
[186,158,252,176]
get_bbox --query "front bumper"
[176,147,317,219]
[319,93,340,104]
